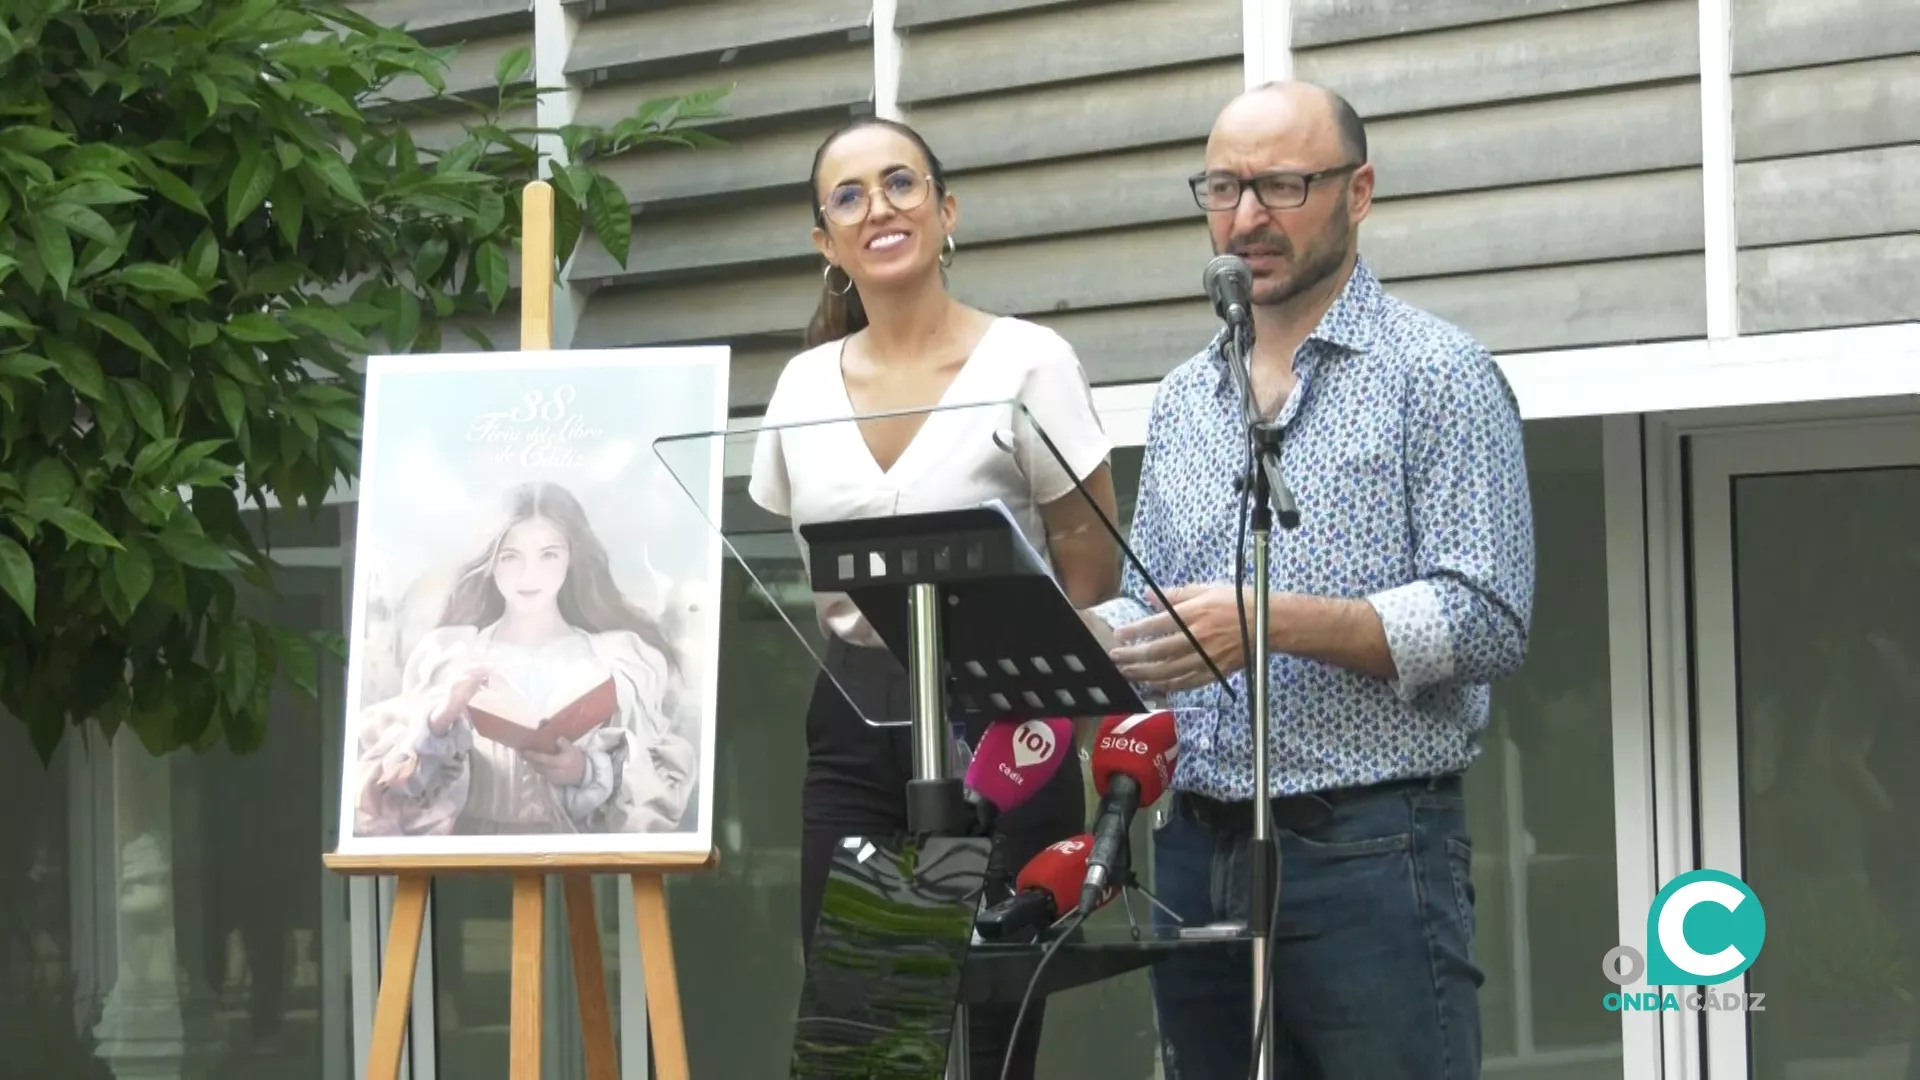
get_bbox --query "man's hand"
[1109,584,1256,693]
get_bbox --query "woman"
[749,117,1121,1075]
[353,480,697,837]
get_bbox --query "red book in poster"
[465,671,617,754]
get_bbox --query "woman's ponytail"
[804,267,868,349]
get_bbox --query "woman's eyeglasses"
[821,169,935,227]
[1188,164,1361,211]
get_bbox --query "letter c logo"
[1645,869,1766,987]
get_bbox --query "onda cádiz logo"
[1001,719,1059,784]
[1601,869,1768,1014]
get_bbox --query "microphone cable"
[997,907,1088,1080]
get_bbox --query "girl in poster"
[350,480,695,836]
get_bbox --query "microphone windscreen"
[1090,711,1180,806]
[1015,833,1099,915]
[1203,254,1252,320]
[964,717,1074,813]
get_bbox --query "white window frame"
[1648,403,1920,1080]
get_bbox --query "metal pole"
[907,582,970,1080]
[908,582,945,781]
[1250,525,1276,1080]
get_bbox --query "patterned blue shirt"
[1121,258,1535,800]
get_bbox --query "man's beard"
[1222,194,1352,308]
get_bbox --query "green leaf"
[46,339,106,400]
[278,631,319,696]
[24,458,74,505]
[0,536,32,620]
[475,242,509,312]
[42,201,118,245]
[112,543,155,610]
[494,45,533,90]
[212,374,246,433]
[224,145,276,232]
[156,0,205,16]
[286,80,355,118]
[222,620,258,707]
[587,173,633,268]
[132,156,208,218]
[193,73,219,118]
[0,127,72,154]
[30,502,125,550]
[157,524,234,572]
[0,353,56,381]
[86,311,164,364]
[119,380,168,440]
[74,225,133,283]
[188,231,219,284]
[32,216,74,296]
[306,150,365,207]
[415,236,449,283]
[0,308,32,333]
[271,174,304,246]
[388,287,421,352]
[147,139,216,166]
[133,437,182,477]
[110,262,206,299]
[59,179,146,207]
[285,305,370,350]
[225,312,295,343]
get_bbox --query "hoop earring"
[940,234,956,268]
[823,263,854,296]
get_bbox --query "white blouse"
[748,317,1112,647]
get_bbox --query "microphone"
[1203,253,1253,328]
[975,833,1117,942]
[1202,253,1300,530]
[963,716,1074,830]
[1080,711,1179,915]
[963,717,1075,898]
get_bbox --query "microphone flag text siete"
[1080,711,1179,914]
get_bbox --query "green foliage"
[0,0,729,761]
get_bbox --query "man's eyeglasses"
[820,168,936,227]
[1188,164,1361,212]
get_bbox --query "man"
[1107,81,1535,1078]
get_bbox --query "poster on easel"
[335,347,728,858]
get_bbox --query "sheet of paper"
[978,498,1055,584]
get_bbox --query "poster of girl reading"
[336,348,727,857]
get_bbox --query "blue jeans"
[1148,775,1484,1080]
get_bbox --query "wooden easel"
[325,180,718,1080]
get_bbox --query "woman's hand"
[521,738,587,787]
[432,664,492,736]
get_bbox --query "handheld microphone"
[1080,711,1179,915]
[1203,254,1254,328]
[975,833,1116,942]
[963,717,1074,899]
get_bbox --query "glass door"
[1688,413,1920,1080]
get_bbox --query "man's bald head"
[1197,80,1374,310]
[1211,81,1366,166]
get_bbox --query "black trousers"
[798,637,1087,1080]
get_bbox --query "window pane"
[1475,417,1622,1077]
[0,562,352,1080]
[1733,466,1920,1079]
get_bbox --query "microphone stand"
[1219,310,1299,1080]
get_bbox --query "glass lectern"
[653,401,1250,1080]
